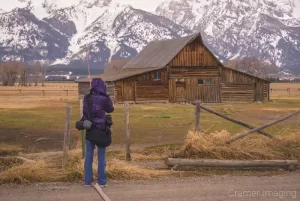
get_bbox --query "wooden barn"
[76,33,270,103]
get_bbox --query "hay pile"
[0,150,170,184]
[173,130,300,160]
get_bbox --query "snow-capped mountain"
[0,8,70,62]
[0,0,191,68]
[50,2,191,66]
[156,0,300,72]
[1,0,300,74]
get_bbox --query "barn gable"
[169,37,221,67]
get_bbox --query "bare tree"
[226,57,278,79]
[104,58,131,73]
[224,59,239,70]
[41,62,49,87]
[0,61,20,86]
[31,62,42,86]
[18,63,28,86]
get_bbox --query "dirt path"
[1,171,299,201]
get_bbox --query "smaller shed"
[76,68,161,101]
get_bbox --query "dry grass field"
[270,83,300,99]
[0,82,300,183]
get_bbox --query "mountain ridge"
[0,0,299,74]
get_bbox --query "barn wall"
[115,69,169,102]
[167,38,223,103]
[168,62,221,103]
[264,83,270,101]
[221,83,254,102]
[123,69,168,82]
[169,40,219,67]
[77,81,115,101]
[169,66,220,78]
[78,82,90,100]
[106,81,115,102]
[136,82,169,101]
[220,67,270,102]
[114,81,123,102]
[220,67,256,84]
[169,77,221,103]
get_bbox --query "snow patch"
[293,0,300,18]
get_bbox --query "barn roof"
[122,32,202,69]
[76,67,163,83]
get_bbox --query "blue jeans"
[84,140,107,185]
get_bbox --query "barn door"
[123,82,135,101]
[175,79,186,102]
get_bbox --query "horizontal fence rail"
[270,88,300,96]
[0,89,77,96]
[270,88,300,91]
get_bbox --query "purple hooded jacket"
[81,78,114,131]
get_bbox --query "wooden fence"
[0,89,77,96]
[270,88,300,95]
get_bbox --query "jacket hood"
[91,78,107,95]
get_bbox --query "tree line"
[1,57,298,86]
[224,57,279,79]
[0,61,49,86]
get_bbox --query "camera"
[106,115,113,126]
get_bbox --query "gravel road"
[1,171,299,201]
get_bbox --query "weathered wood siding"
[169,66,220,78]
[123,69,168,82]
[220,67,270,102]
[77,81,115,101]
[264,84,270,101]
[168,62,221,103]
[169,40,219,67]
[115,69,169,102]
[115,81,123,102]
[136,82,169,101]
[106,82,115,101]
[167,39,222,103]
[78,82,90,100]
[221,67,255,84]
[221,83,254,102]
[169,77,221,103]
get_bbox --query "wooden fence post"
[62,106,72,169]
[42,90,45,96]
[80,99,85,159]
[66,89,69,96]
[194,101,200,132]
[125,102,131,161]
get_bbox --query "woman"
[81,78,114,187]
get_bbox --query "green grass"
[1,99,300,184]
[1,99,299,152]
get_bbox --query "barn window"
[198,79,212,85]
[204,79,212,85]
[154,71,161,80]
[198,79,204,85]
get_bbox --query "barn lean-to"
[76,33,270,103]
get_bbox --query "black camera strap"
[87,93,92,121]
